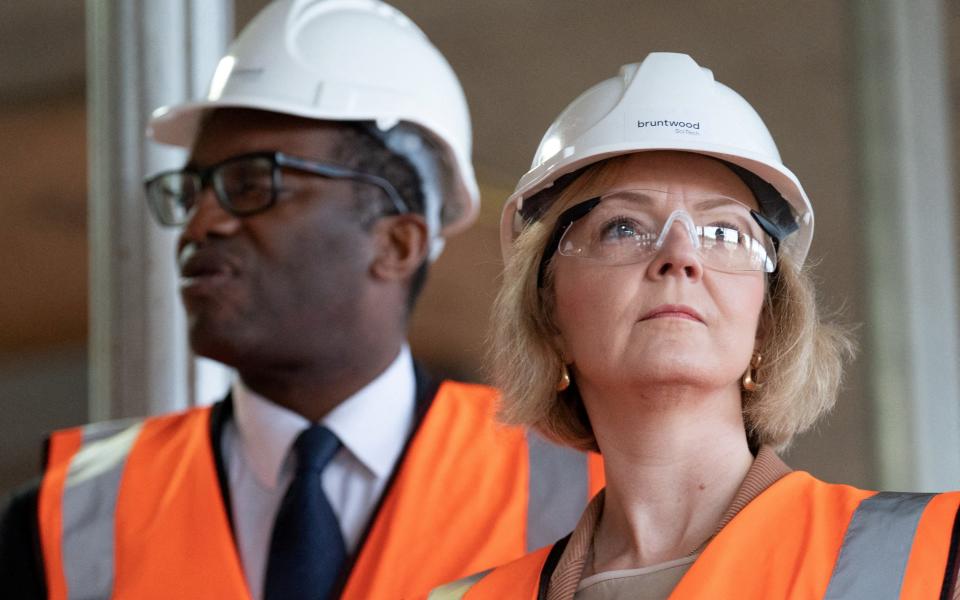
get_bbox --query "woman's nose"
[646,217,704,280]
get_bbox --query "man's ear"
[370,214,430,282]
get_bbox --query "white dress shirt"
[221,346,416,600]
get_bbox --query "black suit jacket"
[0,366,440,600]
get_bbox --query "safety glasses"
[537,189,779,287]
[144,151,408,227]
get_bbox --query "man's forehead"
[198,107,334,130]
[189,108,351,164]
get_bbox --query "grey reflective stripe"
[823,491,936,599]
[426,569,492,600]
[526,432,588,551]
[79,417,141,444]
[60,420,144,600]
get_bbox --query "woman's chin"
[632,350,711,377]
[620,359,738,394]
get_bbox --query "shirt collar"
[232,345,416,489]
[323,345,415,480]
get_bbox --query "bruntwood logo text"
[637,119,701,133]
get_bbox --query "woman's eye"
[599,217,648,242]
[711,220,741,232]
[710,222,739,236]
[702,224,747,246]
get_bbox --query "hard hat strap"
[721,161,798,243]
[365,122,447,260]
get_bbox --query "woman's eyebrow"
[600,192,743,210]
[691,196,748,211]
[600,190,660,203]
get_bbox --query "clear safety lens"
[212,156,275,214]
[557,189,777,273]
[145,171,201,226]
[144,154,278,227]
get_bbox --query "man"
[0,1,602,599]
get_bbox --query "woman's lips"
[639,304,704,323]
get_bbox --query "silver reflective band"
[526,432,589,552]
[426,568,492,600]
[823,491,935,599]
[61,420,144,600]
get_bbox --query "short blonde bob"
[490,154,855,452]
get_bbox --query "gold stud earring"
[557,363,571,392]
[742,352,762,392]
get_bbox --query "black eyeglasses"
[143,151,408,227]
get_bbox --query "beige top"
[549,447,960,600]
[573,555,697,600]
[549,446,789,600]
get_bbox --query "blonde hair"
[489,157,855,452]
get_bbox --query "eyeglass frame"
[143,150,409,227]
[536,195,783,288]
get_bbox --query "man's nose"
[180,188,241,244]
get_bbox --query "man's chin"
[187,319,246,368]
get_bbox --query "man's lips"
[639,304,705,323]
[178,246,239,288]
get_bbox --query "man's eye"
[229,177,271,193]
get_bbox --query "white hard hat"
[501,52,813,267]
[148,0,479,250]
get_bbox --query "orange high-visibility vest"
[428,471,960,600]
[38,381,605,600]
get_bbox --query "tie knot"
[293,425,341,473]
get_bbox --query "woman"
[425,53,960,599]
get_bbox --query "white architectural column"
[87,0,233,421]
[855,0,960,490]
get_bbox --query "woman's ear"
[753,277,775,351]
[553,333,573,364]
[754,290,773,350]
[370,214,430,282]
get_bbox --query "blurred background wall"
[1,0,958,498]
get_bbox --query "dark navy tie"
[264,425,346,600]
